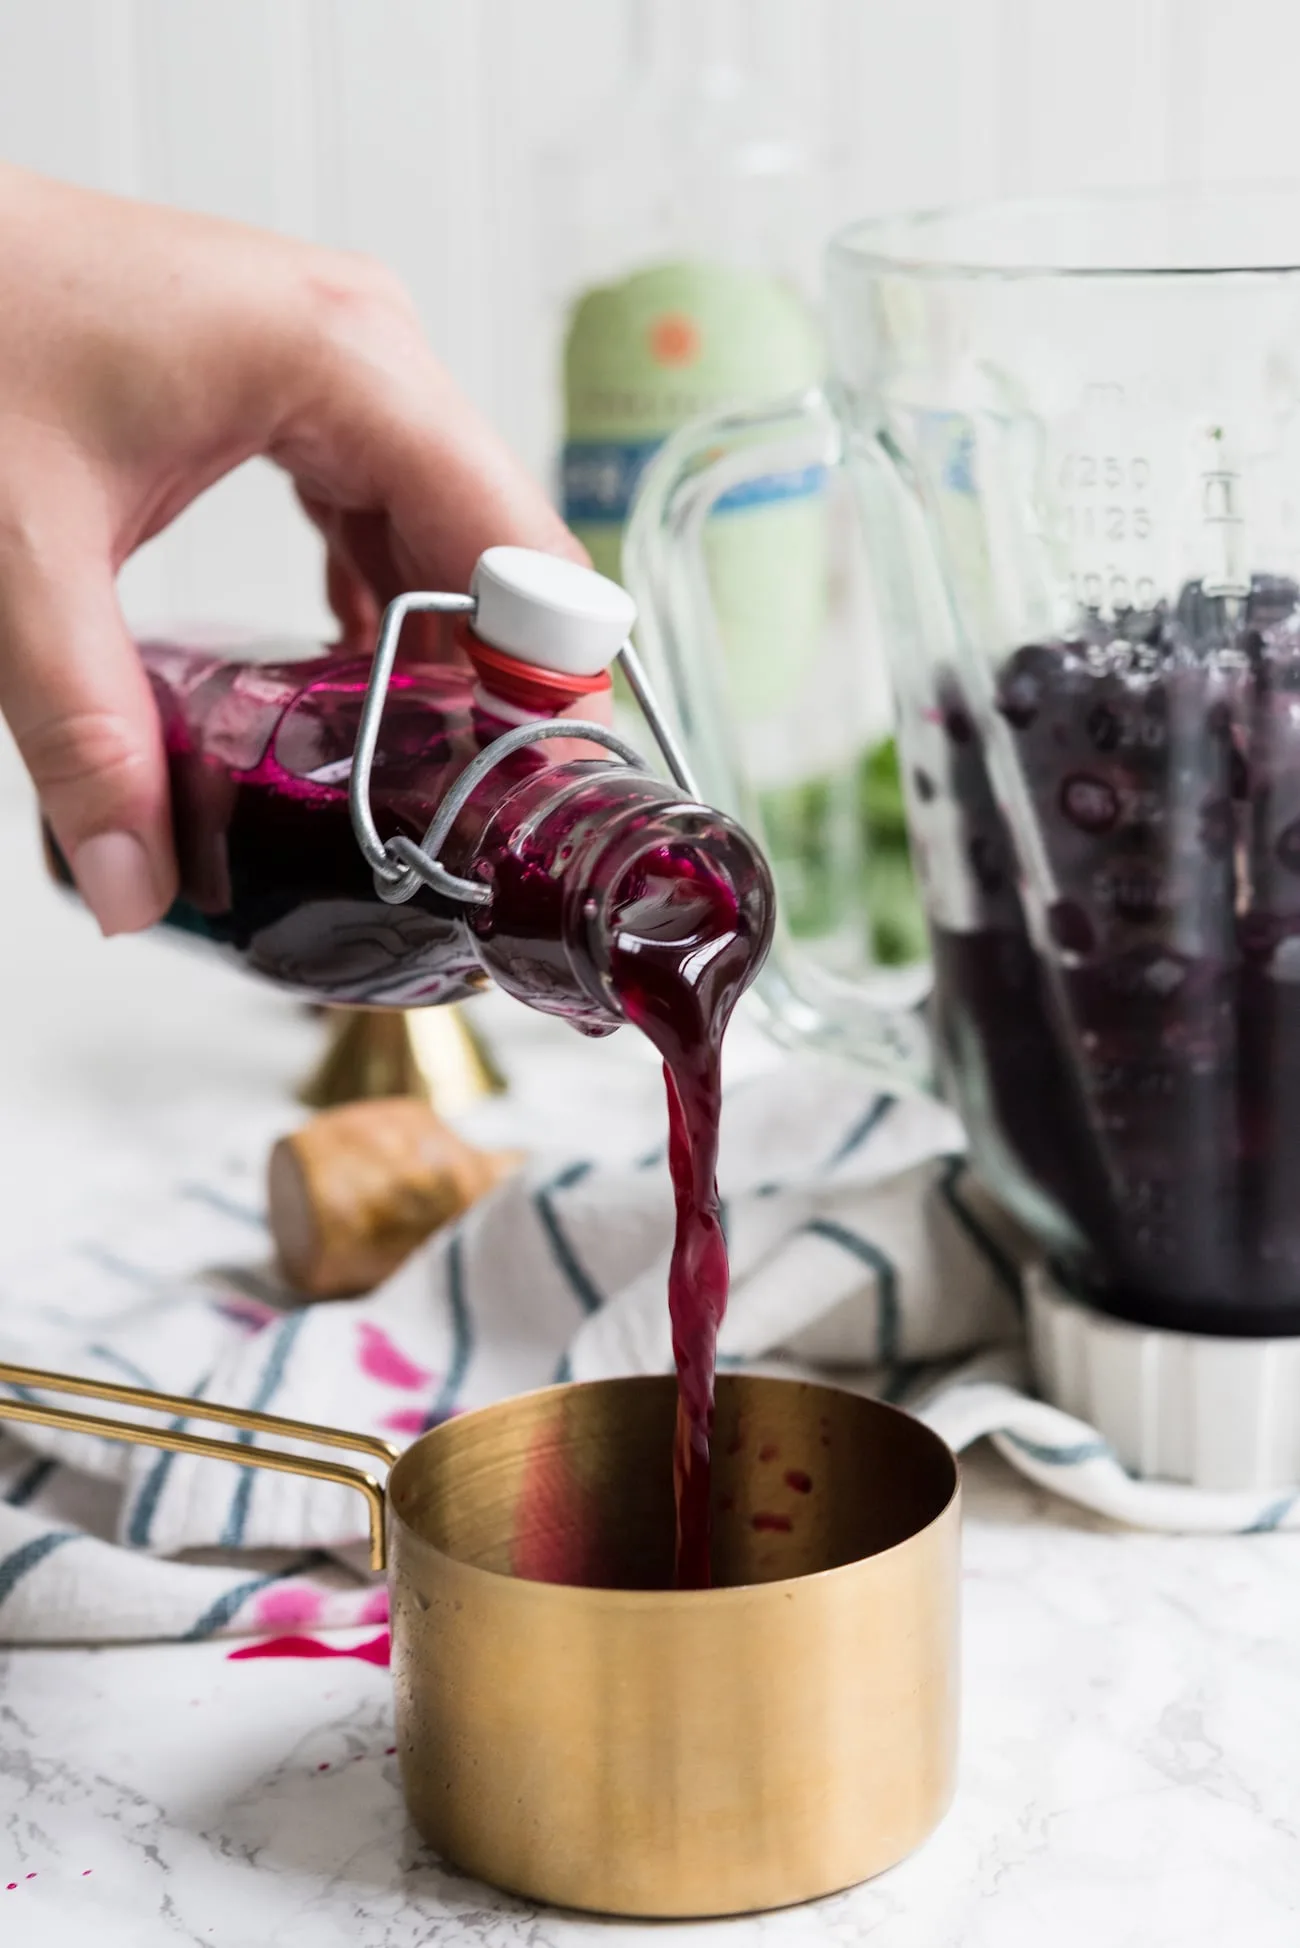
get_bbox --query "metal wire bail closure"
[347,584,704,909]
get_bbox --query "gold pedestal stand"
[299,1005,505,1118]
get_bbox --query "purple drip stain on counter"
[228,1630,391,1666]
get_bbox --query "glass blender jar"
[628,186,1300,1485]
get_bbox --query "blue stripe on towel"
[4,1458,57,1508]
[127,1372,213,1548]
[1247,1494,1297,1533]
[938,1158,1021,1298]
[425,1234,473,1427]
[77,1244,164,1290]
[802,1217,900,1362]
[180,1183,268,1229]
[999,1429,1109,1467]
[881,1361,924,1405]
[181,1550,330,1642]
[534,1167,603,1315]
[219,1313,308,1550]
[550,1161,594,1193]
[827,1094,894,1168]
[86,1344,158,1390]
[218,1474,257,1552]
[0,1530,77,1610]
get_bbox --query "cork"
[269,1097,519,1300]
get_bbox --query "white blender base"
[1026,1263,1300,1492]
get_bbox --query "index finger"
[273,281,586,596]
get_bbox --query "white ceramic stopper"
[470,547,636,676]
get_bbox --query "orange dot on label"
[649,312,701,367]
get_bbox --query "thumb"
[0,506,176,935]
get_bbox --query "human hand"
[0,165,581,935]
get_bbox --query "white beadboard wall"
[0,0,1298,641]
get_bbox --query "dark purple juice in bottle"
[52,627,774,1583]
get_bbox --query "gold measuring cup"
[0,1364,960,1918]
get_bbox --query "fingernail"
[70,830,162,936]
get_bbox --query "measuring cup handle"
[0,1360,397,1572]
[624,387,932,1089]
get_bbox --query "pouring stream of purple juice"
[50,628,774,1586]
[605,853,749,1588]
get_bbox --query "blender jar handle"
[0,1360,397,1570]
[623,387,932,1089]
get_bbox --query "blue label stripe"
[534,1169,604,1317]
[998,1429,1110,1467]
[4,1458,58,1509]
[938,1158,1022,1300]
[562,437,659,523]
[827,1094,895,1169]
[219,1313,308,1550]
[713,464,826,512]
[551,1350,573,1385]
[562,438,825,525]
[181,1549,330,1643]
[424,1234,474,1429]
[802,1217,900,1362]
[0,1530,77,1611]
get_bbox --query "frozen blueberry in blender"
[925,576,1300,1333]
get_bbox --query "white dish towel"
[2,1056,1296,1645]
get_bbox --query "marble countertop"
[2,768,1300,1946]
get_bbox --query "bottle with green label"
[563,259,824,705]
[541,1,923,968]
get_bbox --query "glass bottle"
[48,550,774,1038]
